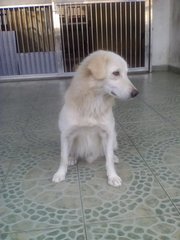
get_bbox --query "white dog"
[52,50,138,187]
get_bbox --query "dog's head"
[82,50,139,100]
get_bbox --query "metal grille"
[0,5,56,75]
[0,1,150,78]
[58,1,146,73]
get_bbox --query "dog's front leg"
[103,133,122,187]
[52,133,69,183]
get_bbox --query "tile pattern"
[0,72,180,239]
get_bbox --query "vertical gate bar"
[35,6,42,73]
[6,9,13,72]
[49,6,54,72]
[52,2,64,73]
[18,8,25,53]
[1,31,9,75]
[149,0,153,72]
[110,2,113,51]
[115,2,118,53]
[65,4,72,71]
[7,9,16,74]
[6,8,11,30]
[48,5,54,52]
[3,9,12,75]
[95,3,99,49]
[90,4,94,52]
[80,4,85,58]
[39,6,45,52]
[28,7,35,73]
[24,7,32,73]
[70,3,76,69]
[46,6,53,72]
[124,2,128,61]
[34,7,40,52]
[120,2,122,56]
[139,1,142,67]
[12,8,21,74]
[29,7,35,52]
[12,8,20,53]
[41,6,46,72]
[24,8,30,53]
[100,3,103,49]
[134,1,137,67]
[2,9,7,31]
[59,5,66,72]
[75,4,80,63]
[129,1,132,67]
[85,4,90,55]
[44,6,50,51]
[105,2,108,49]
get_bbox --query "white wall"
[152,0,180,69]
[169,0,180,68]
[152,0,171,67]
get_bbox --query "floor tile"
[78,160,178,223]
[0,178,82,232]
[113,104,163,123]
[122,122,180,166]
[1,72,180,237]
[0,159,11,178]
[7,158,76,182]
[0,225,85,240]
[86,216,180,240]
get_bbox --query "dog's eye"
[112,71,120,76]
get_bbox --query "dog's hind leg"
[113,154,119,163]
[68,156,77,166]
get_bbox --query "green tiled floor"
[0,72,180,239]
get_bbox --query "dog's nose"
[131,89,139,98]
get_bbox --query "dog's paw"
[113,155,119,163]
[68,157,77,166]
[108,175,122,187]
[52,171,65,183]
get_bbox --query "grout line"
[77,163,88,240]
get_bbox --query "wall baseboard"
[168,65,180,74]
[152,65,169,71]
[152,65,180,74]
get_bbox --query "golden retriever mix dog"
[52,50,139,187]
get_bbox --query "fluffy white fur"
[52,50,138,187]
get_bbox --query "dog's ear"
[87,55,107,80]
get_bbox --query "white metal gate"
[0,5,57,76]
[55,0,151,73]
[0,0,151,78]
